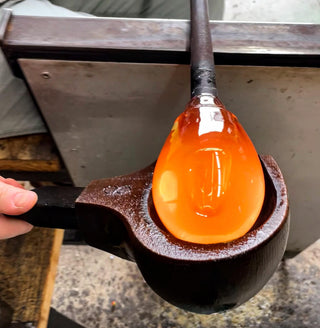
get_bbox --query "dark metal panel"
[1,12,320,76]
[4,15,320,54]
[0,170,72,183]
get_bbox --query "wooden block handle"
[7,186,83,229]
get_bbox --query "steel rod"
[190,0,217,97]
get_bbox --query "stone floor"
[51,239,320,328]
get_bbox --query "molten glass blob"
[152,95,265,244]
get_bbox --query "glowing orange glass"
[152,95,265,244]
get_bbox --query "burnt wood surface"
[75,155,289,313]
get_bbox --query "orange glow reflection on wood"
[152,95,265,244]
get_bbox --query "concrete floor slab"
[52,240,320,328]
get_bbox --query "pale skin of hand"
[0,177,37,240]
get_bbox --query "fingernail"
[14,192,34,208]
[22,222,34,232]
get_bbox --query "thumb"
[0,181,38,216]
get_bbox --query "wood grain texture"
[0,134,61,172]
[0,227,63,326]
[38,229,64,328]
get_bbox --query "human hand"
[0,177,37,239]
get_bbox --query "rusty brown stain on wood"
[0,227,63,326]
[0,134,62,172]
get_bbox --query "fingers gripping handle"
[6,186,84,229]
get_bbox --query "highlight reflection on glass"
[152,95,265,244]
